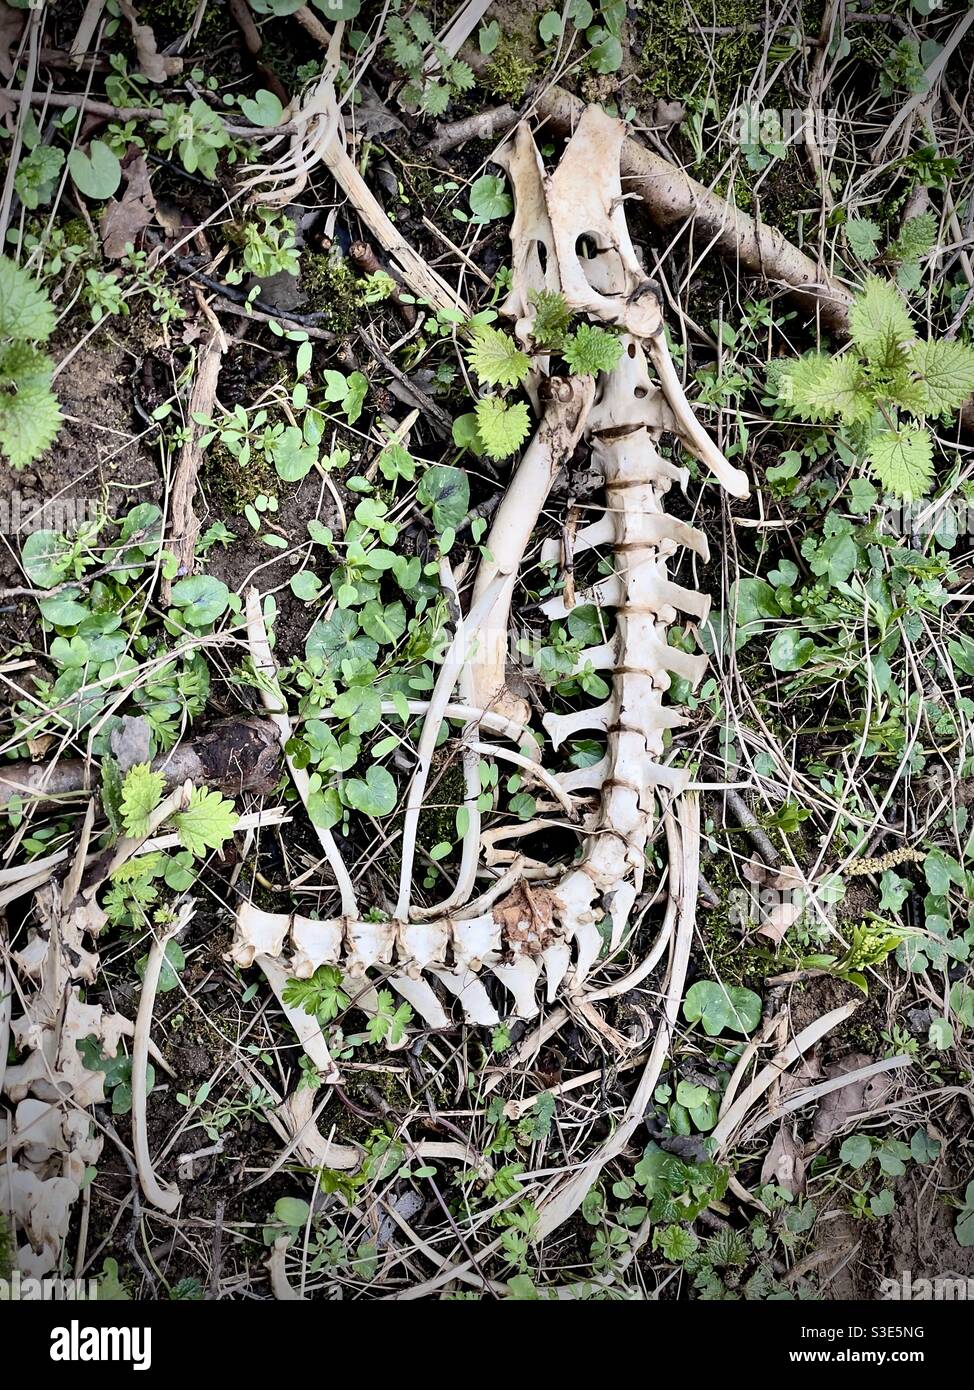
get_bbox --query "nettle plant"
[463,292,623,460]
[385,9,475,115]
[0,256,63,468]
[777,275,974,501]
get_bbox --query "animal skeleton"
[232,107,750,1050]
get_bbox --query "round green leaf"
[469,174,512,223]
[238,89,285,127]
[21,529,68,588]
[683,980,762,1036]
[290,570,323,601]
[839,1134,873,1169]
[68,141,122,201]
[306,609,378,667]
[274,1196,311,1227]
[417,464,469,532]
[769,629,817,671]
[342,764,397,816]
[169,575,231,627]
[539,12,563,43]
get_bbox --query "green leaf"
[769,629,817,671]
[587,29,623,73]
[888,212,936,264]
[530,289,571,349]
[909,1128,940,1164]
[479,19,501,53]
[466,325,531,387]
[539,11,563,43]
[273,424,317,480]
[290,570,323,601]
[306,609,378,667]
[420,81,451,117]
[343,371,368,424]
[563,323,623,377]
[474,396,531,460]
[907,338,974,415]
[840,1135,873,1169]
[239,89,285,127]
[683,980,762,1036]
[848,275,916,365]
[274,1196,311,1228]
[955,1182,974,1247]
[469,174,512,223]
[0,375,62,469]
[120,763,165,839]
[360,599,407,644]
[68,140,122,200]
[845,217,881,261]
[780,353,871,424]
[173,786,239,857]
[21,529,67,588]
[169,575,231,626]
[417,464,470,531]
[342,764,397,817]
[870,1188,895,1218]
[928,1016,954,1050]
[0,255,56,339]
[867,427,933,501]
[136,940,185,994]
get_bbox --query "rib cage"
[231,107,750,1046]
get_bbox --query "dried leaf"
[760,1123,806,1195]
[99,153,156,259]
[0,2,25,81]
[117,0,183,83]
[811,1053,892,1143]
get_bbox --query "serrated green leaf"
[782,353,872,424]
[420,81,451,117]
[889,212,937,264]
[0,255,56,339]
[466,324,531,387]
[173,786,239,857]
[120,764,165,839]
[845,217,881,261]
[474,396,531,460]
[848,275,916,365]
[907,338,974,415]
[0,380,62,469]
[563,322,623,376]
[866,427,933,501]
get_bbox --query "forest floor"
[1,0,973,1302]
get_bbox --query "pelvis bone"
[231,106,749,1050]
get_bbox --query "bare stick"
[163,328,227,603]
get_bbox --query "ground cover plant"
[0,0,973,1306]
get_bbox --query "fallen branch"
[163,326,227,603]
[0,716,281,809]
